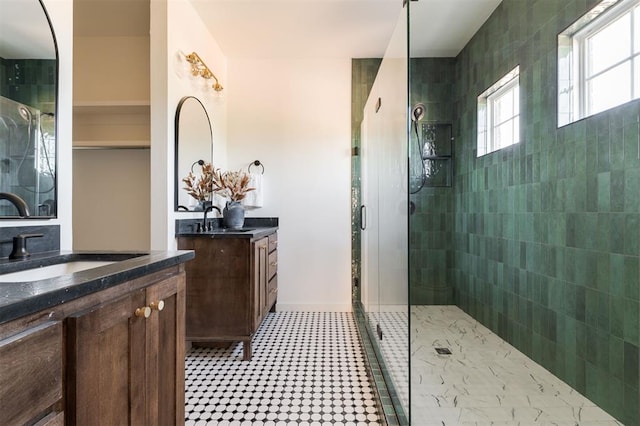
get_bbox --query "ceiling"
[191,0,503,59]
[6,0,502,60]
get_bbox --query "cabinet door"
[146,274,186,426]
[66,290,147,426]
[253,237,268,329]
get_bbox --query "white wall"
[0,0,74,252]
[226,58,352,311]
[150,0,228,250]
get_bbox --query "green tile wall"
[409,58,456,305]
[452,0,640,423]
[0,58,57,114]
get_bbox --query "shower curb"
[353,302,408,426]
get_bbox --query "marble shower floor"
[410,305,623,425]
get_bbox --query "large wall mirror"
[174,96,213,211]
[0,0,58,218]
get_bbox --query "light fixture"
[185,51,223,92]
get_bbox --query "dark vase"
[223,201,245,229]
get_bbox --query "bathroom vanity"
[176,219,278,361]
[0,251,193,425]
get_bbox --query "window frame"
[477,66,520,157]
[558,0,640,126]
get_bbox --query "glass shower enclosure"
[355,0,640,424]
[356,3,410,423]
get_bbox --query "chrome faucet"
[203,205,221,231]
[0,192,30,217]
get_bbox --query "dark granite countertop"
[175,217,278,240]
[176,227,278,239]
[0,250,194,325]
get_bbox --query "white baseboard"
[275,303,352,312]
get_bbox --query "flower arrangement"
[211,167,255,202]
[182,162,254,203]
[182,162,214,202]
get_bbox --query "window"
[558,0,640,126]
[477,66,520,156]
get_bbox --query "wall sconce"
[185,51,223,92]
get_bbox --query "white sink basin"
[0,261,115,283]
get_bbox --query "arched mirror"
[0,0,58,218]
[174,96,213,211]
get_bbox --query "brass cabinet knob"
[150,300,165,311]
[135,306,151,318]
[270,262,278,267]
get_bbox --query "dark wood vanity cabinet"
[0,263,187,426]
[178,231,278,360]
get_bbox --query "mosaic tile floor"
[410,305,624,425]
[185,311,383,425]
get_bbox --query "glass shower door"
[360,6,409,421]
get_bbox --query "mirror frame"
[174,96,213,212]
[0,0,59,219]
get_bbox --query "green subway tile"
[623,342,639,389]
[609,336,625,380]
[586,288,599,328]
[624,256,639,301]
[597,293,610,332]
[624,385,640,424]
[625,168,640,212]
[585,360,599,399]
[596,253,610,293]
[610,254,625,297]
[624,299,640,346]
[610,170,626,212]
[601,373,625,416]
[597,172,611,212]
[624,214,639,256]
[610,296,625,339]
[624,120,640,169]
[610,214,626,254]
[610,125,625,170]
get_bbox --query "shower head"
[18,105,31,122]
[411,103,425,122]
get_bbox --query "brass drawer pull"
[150,300,165,311]
[135,306,151,318]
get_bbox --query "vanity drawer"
[267,275,277,308]
[268,233,278,253]
[268,250,277,280]
[0,321,63,426]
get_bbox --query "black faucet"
[9,233,43,259]
[202,205,221,231]
[0,192,30,217]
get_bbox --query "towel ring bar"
[190,159,205,172]
[248,160,265,174]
